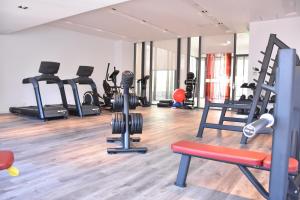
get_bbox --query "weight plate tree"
[107,71,147,154]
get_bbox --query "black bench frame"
[175,49,300,200]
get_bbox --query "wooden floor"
[0,107,272,200]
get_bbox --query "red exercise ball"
[173,88,186,103]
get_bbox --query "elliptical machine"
[137,75,151,107]
[83,63,120,109]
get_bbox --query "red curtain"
[205,53,232,102]
[224,53,231,100]
[205,54,215,102]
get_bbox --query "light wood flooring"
[0,107,272,200]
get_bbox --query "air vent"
[18,5,28,9]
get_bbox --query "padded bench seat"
[171,140,298,173]
[0,151,14,170]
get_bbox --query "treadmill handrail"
[22,74,62,84]
[63,77,101,116]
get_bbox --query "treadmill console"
[76,66,94,77]
[39,61,60,75]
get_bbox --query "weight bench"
[172,140,298,199]
[0,151,14,170]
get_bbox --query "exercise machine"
[9,61,68,120]
[172,49,300,200]
[197,34,300,144]
[107,71,147,154]
[157,72,196,109]
[183,72,197,109]
[83,63,120,110]
[63,66,101,117]
[137,75,151,107]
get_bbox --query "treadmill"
[63,66,101,117]
[9,61,68,120]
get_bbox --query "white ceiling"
[51,0,300,42]
[1,0,299,42]
[0,0,130,33]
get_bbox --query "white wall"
[0,25,134,113]
[249,17,300,82]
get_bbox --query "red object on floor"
[173,88,186,103]
[0,151,14,170]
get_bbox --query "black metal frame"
[174,49,300,200]
[107,72,147,154]
[197,34,295,144]
[9,63,68,120]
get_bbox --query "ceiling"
[0,0,130,33]
[1,0,299,42]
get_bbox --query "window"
[152,39,177,102]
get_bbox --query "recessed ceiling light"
[65,21,73,24]
[201,10,208,13]
[18,5,28,9]
[286,11,297,16]
[218,22,223,25]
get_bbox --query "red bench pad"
[172,140,267,166]
[263,155,298,173]
[0,151,14,170]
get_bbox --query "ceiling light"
[201,10,208,13]
[18,5,28,9]
[226,40,231,44]
[286,11,298,16]
[65,21,73,24]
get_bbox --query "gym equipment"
[183,72,197,108]
[0,151,19,176]
[243,113,274,138]
[83,63,120,110]
[112,94,139,112]
[197,34,299,144]
[63,66,100,117]
[107,71,147,154]
[157,72,196,108]
[172,49,300,199]
[173,89,186,103]
[102,63,120,108]
[137,75,151,107]
[9,61,68,120]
